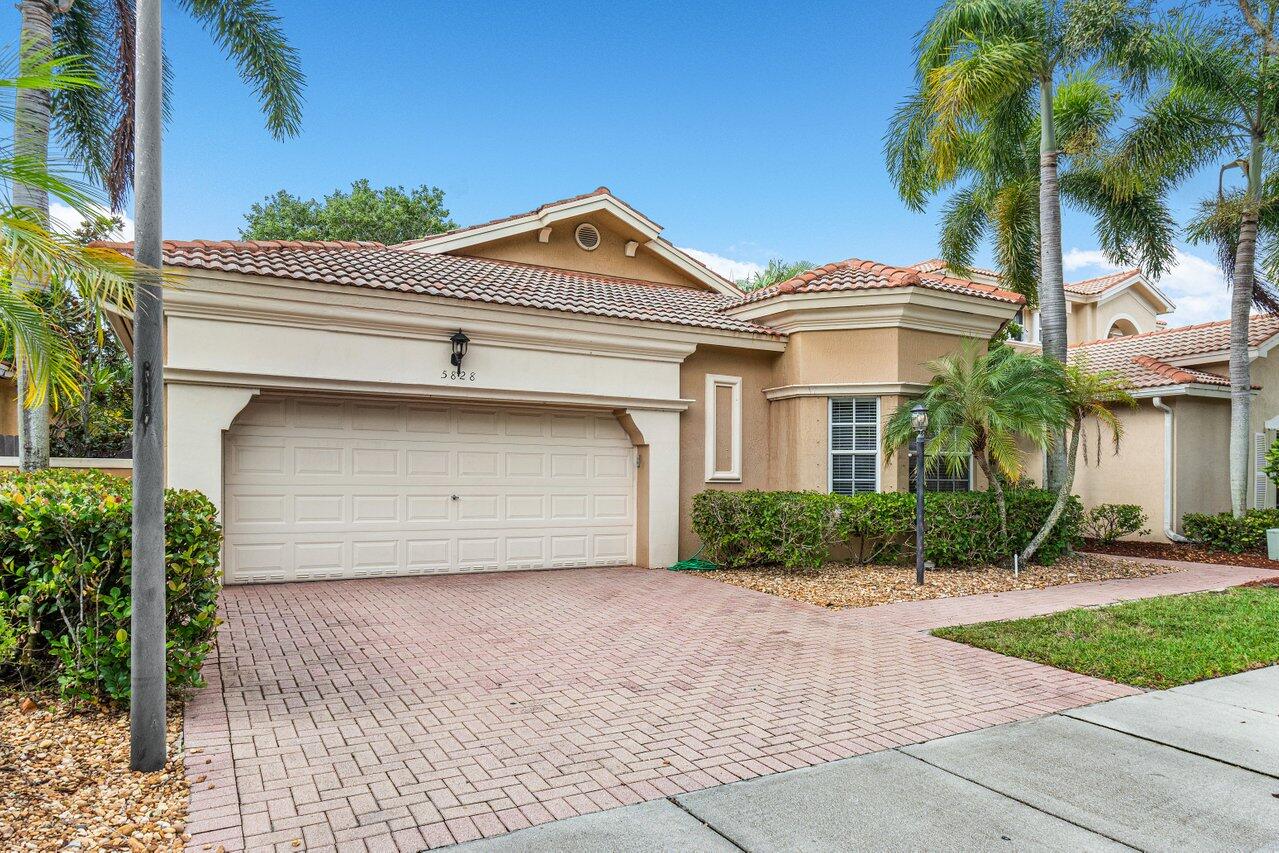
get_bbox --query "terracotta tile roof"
[1070,314,1279,389]
[1065,268,1140,296]
[92,240,780,337]
[910,258,1003,279]
[730,258,1025,307]
[912,259,1145,298]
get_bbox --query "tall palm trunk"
[13,0,57,471]
[1229,134,1263,517]
[1037,74,1068,490]
[129,0,165,772]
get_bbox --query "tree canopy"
[240,180,457,245]
[737,258,814,291]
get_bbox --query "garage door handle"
[451,494,460,501]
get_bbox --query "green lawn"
[932,587,1279,689]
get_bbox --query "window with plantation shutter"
[1255,431,1271,509]
[830,398,879,494]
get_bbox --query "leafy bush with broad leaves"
[692,488,1080,569]
[0,469,222,703]
[1182,509,1279,554]
[1082,504,1150,543]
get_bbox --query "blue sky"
[3,0,1236,325]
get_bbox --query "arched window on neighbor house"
[1107,317,1139,338]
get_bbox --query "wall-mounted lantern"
[449,330,470,369]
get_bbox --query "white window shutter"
[1255,432,1270,509]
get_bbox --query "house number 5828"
[441,370,476,382]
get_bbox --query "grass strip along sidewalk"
[933,586,1279,689]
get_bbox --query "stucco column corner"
[165,383,259,518]
[616,408,680,569]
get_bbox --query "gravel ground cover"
[0,694,189,851]
[1080,538,1279,569]
[697,554,1176,609]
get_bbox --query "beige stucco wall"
[676,345,778,557]
[1024,394,1232,541]
[774,327,972,387]
[1,375,15,435]
[1172,396,1231,519]
[1097,289,1160,338]
[1070,403,1167,540]
[457,212,704,288]
[1070,290,1161,343]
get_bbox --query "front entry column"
[617,408,681,569]
[166,383,259,519]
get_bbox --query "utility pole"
[130,0,166,772]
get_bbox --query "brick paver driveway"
[184,560,1271,852]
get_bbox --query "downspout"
[1152,396,1191,542]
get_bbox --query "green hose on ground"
[668,546,719,571]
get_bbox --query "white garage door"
[222,396,636,583]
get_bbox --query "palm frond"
[1060,165,1175,277]
[51,0,117,198]
[178,0,305,139]
[0,277,81,406]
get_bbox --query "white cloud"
[1063,246,1229,327]
[680,247,763,283]
[49,202,135,243]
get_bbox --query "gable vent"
[574,222,601,251]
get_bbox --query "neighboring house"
[911,261,1176,343]
[1053,316,1279,540]
[921,260,1279,541]
[97,188,1024,582]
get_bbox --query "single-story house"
[94,188,1025,582]
[3,188,1274,572]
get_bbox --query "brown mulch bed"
[0,694,189,851]
[1080,538,1279,570]
[697,554,1177,610]
[1240,577,1279,588]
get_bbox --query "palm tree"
[894,71,1174,301]
[1118,6,1279,516]
[738,259,815,291]
[2,52,135,414]
[883,343,1066,541]
[885,0,1155,488]
[1020,360,1134,563]
[13,0,305,469]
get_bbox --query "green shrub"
[0,610,16,667]
[1182,508,1279,553]
[692,488,1080,569]
[1082,504,1150,543]
[0,469,222,703]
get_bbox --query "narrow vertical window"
[705,374,742,482]
[830,398,878,494]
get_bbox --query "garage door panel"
[223,397,635,583]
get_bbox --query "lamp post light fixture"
[911,403,929,586]
[449,330,470,369]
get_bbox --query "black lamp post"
[911,403,929,586]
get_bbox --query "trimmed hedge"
[1182,508,1279,554]
[692,488,1080,569]
[0,469,222,703]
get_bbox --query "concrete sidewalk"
[450,666,1279,851]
